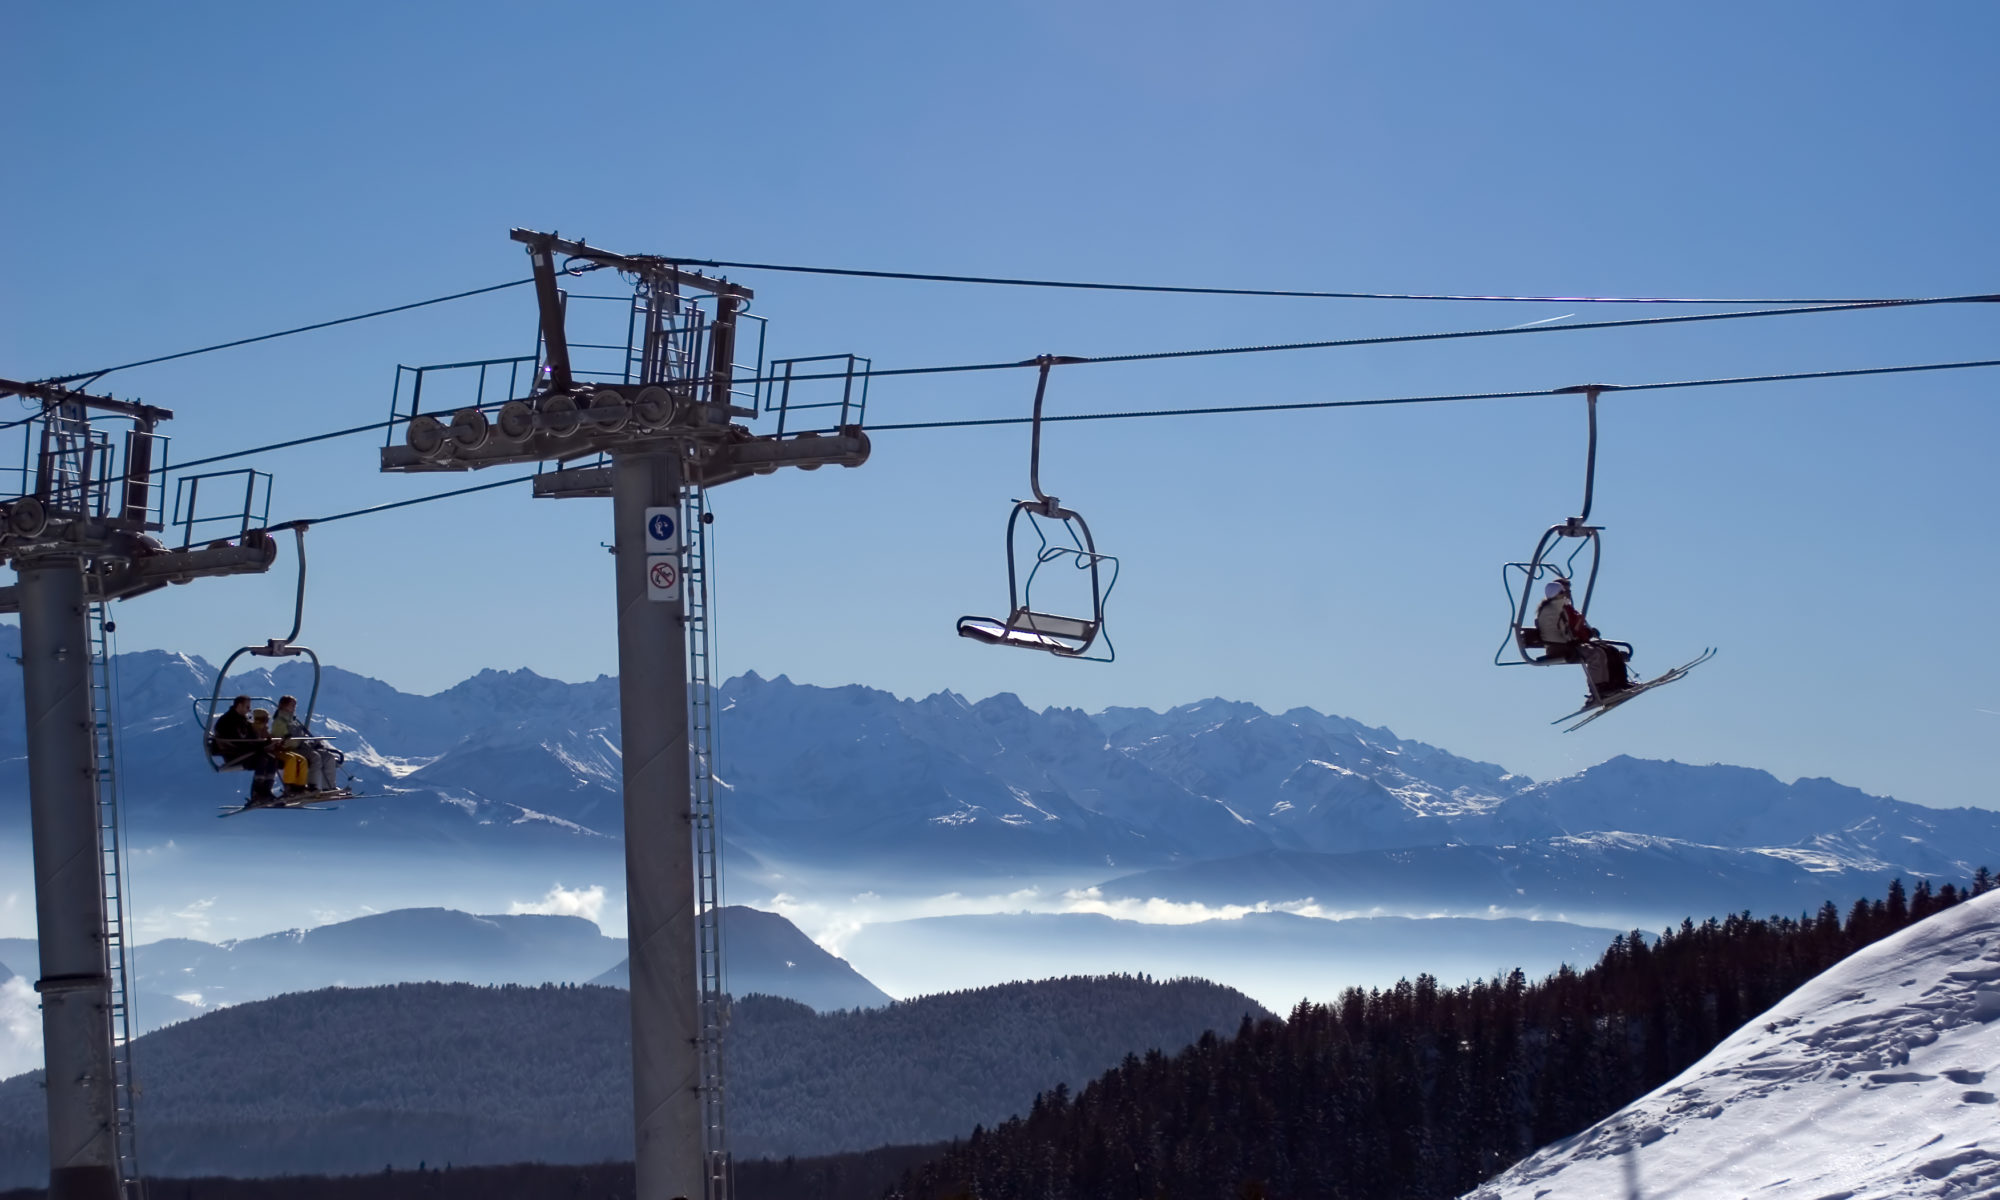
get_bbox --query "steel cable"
[44,278,536,386]
[658,256,1946,306]
[259,355,2000,528]
[737,293,2000,386]
[867,356,2000,431]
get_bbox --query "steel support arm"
[508,229,753,300]
[0,541,276,614]
[530,429,871,499]
[0,379,171,423]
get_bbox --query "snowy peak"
[1268,760,1460,853]
[4,643,1994,897]
[1503,755,1996,877]
[1469,891,2000,1199]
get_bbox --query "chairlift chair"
[194,523,353,803]
[1496,385,1607,667]
[956,357,1120,661]
[1499,519,1603,665]
[1493,384,1717,724]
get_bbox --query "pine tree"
[1911,879,1936,919]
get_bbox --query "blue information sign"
[644,507,681,554]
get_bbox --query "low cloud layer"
[509,883,608,927]
[764,882,1544,959]
[1059,888,1332,924]
[0,976,41,1082]
[768,886,1049,955]
[765,885,1385,955]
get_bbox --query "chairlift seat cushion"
[1006,608,1095,641]
[957,613,1093,653]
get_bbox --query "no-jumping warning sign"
[647,557,681,603]
[643,505,682,602]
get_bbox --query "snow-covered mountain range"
[1,624,1995,929]
[1466,889,2000,1200]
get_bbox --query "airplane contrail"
[1505,312,1575,330]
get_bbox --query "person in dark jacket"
[208,695,257,761]
[209,695,278,803]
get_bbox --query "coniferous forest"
[0,876,1984,1200]
[0,975,1265,1181]
[891,876,1987,1200]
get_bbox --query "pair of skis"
[1552,647,1717,732]
[218,787,357,817]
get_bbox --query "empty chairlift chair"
[956,356,1119,661]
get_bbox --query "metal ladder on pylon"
[87,593,143,1198]
[683,482,730,1200]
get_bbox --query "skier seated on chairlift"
[272,694,342,793]
[1535,579,1587,663]
[1535,579,1633,700]
[209,695,281,804]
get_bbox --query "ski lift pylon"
[956,356,1120,661]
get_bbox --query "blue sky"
[5,1,1996,809]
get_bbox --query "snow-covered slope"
[1467,891,2000,1200]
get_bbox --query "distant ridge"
[0,905,885,1031]
[0,974,1267,1183]
[589,906,890,1011]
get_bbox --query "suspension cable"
[738,292,2000,386]
[48,273,1991,403]
[296,473,541,525]
[242,354,2000,533]
[658,256,1945,306]
[866,356,2000,432]
[177,351,2000,490]
[44,278,536,387]
[172,418,398,472]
